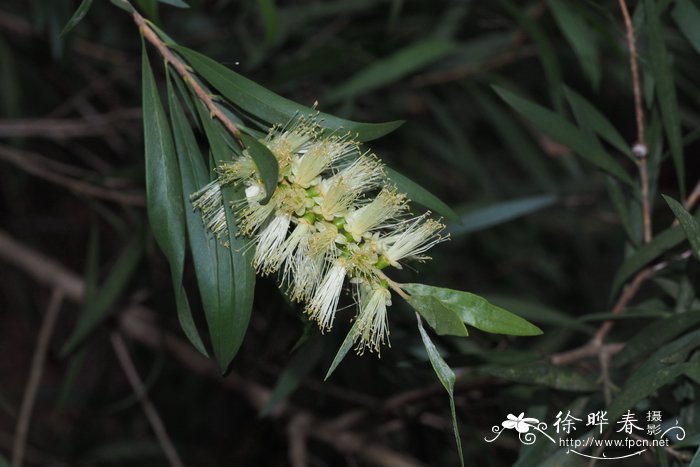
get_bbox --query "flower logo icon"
[502,413,540,433]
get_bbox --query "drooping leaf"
[240,133,279,205]
[327,39,458,103]
[61,238,142,356]
[60,0,93,36]
[547,0,600,89]
[646,0,685,195]
[141,47,208,355]
[469,86,557,191]
[416,315,464,467]
[384,167,459,223]
[564,86,629,157]
[500,0,563,110]
[175,46,403,142]
[261,338,323,416]
[450,194,557,236]
[404,283,543,336]
[493,86,633,186]
[406,294,468,337]
[672,0,700,56]
[193,99,256,372]
[663,195,700,260]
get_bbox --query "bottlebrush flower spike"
[191,116,447,355]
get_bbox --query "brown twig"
[0,229,423,467]
[110,331,185,467]
[618,0,652,243]
[11,289,64,467]
[0,145,146,206]
[0,109,141,138]
[130,6,244,148]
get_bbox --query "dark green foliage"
[0,0,699,465]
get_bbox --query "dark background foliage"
[0,0,699,465]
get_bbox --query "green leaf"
[416,314,464,467]
[158,0,189,7]
[611,223,693,297]
[384,167,459,223]
[615,310,700,367]
[175,46,403,142]
[564,86,630,157]
[240,133,279,205]
[0,452,8,467]
[608,363,693,422]
[60,0,93,36]
[325,320,360,380]
[481,362,597,391]
[663,195,700,260]
[450,194,557,236]
[547,0,600,89]
[261,338,322,416]
[61,238,142,356]
[404,283,543,336]
[142,47,208,356]
[256,0,279,45]
[501,0,563,110]
[109,0,135,12]
[193,100,256,372]
[406,294,468,337]
[493,86,634,186]
[646,0,684,195]
[327,39,458,103]
[609,328,700,420]
[672,0,700,56]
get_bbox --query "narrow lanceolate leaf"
[142,47,208,355]
[663,195,700,260]
[564,86,630,157]
[481,362,597,391]
[449,194,557,236]
[646,0,685,195]
[240,133,279,205]
[547,0,600,89]
[60,0,93,36]
[193,99,256,372]
[175,46,403,142]
[607,329,700,421]
[256,0,279,45]
[158,0,189,7]
[406,294,468,337]
[493,86,634,186]
[416,315,464,467]
[261,338,323,416]
[327,39,458,103]
[611,220,698,297]
[325,320,360,380]
[404,283,543,336]
[672,0,700,56]
[384,167,459,223]
[61,238,142,356]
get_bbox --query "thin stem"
[131,7,244,149]
[618,0,645,149]
[12,289,64,467]
[618,0,652,243]
[110,332,185,467]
